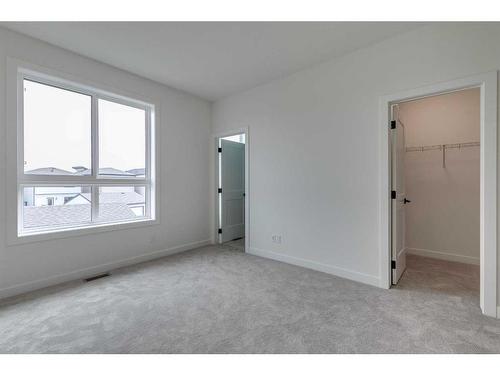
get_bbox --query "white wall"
[399,89,480,264]
[212,23,500,299]
[0,27,212,298]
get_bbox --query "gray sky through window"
[24,80,145,173]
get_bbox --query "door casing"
[390,112,407,284]
[379,72,498,318]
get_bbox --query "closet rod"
[406,141,479,153]
[406,141,480,168]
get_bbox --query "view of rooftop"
[25,167,145,177]
[23,185,146,231]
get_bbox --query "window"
[221,134,245,144]
[96,186,146,223]
[23,186,91,231]
[18,72,155,236]
[23,80,92,175]
[98,99,146,174]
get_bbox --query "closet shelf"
[405,141,480,168]
[406,141,479,153]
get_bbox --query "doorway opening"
[380,72,497,318]
[391,88,480,290]
[216,131,248,252]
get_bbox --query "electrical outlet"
[272,234,282,244]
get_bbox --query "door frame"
[379,72,498,318]
[390,111,407,285]
[213,127,249,252]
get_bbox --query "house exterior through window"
[18,71,156,236]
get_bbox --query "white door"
[220,139,245,242]
[391,112,407,284]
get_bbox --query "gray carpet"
[0,244,499,353]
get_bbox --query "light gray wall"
[400,89,480,264]
[212,23,500,296]
[0,27,212,297]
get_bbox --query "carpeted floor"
[0,245,499,353]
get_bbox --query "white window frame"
[15,67,157,239]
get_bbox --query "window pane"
[96,186,146,224]
[22,186,91,231]
[98,99,146,177]
[23,80,91,175]
[221,134,245,144]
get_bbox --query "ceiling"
[1,22,423,101]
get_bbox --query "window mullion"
[91,185,99,222]
[91,95,99,178]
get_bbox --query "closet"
[399,87,480,265]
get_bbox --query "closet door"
[391,116,407,284]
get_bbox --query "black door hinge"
[391,260,396,269]
[390,120,396,129]
[218,147,222,153]
[391,190,396,199]
[218,188,222,193]
[218,228,222,234]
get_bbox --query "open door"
[391,109,407,284]
[220,139,245,243]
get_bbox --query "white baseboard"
[248,246,380,287]
[406,247,479,265]
[0,239,211,300]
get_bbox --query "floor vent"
[84,273,110,282]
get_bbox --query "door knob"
[404,198,411,204]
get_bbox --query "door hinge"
[391,260,396,269]
[390,120,396,129]
[218,188,222,193]
[391,190,396,199]
[218,228,222,234]
[218,147,222,153]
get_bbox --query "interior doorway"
[390,88,480,287]
[215,131,248,252]
[380,72,498,318]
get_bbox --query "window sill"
[10,218,159,246]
